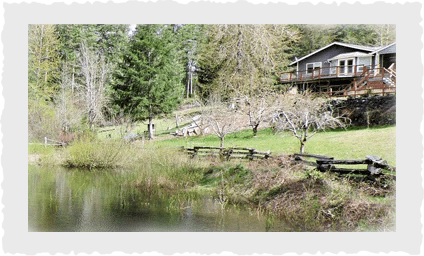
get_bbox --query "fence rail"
[182,146,271,160]
[294,153,395,179]
[39,137,68,147]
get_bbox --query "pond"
[28,165,289,232]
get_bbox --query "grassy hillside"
[151,125,396,166]
[93,100,395,167]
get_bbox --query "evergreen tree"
[288,24,344,59]
[288,24,396,62]
[341,24,379,46]
[112,24,185,139]
[56,24,130,87]
[55,24,130,124]
[28,24,61,101]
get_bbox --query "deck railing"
[281,65,371,82]
[281,65,396,97]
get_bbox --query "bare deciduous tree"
[274,93,349,153]
[240,91,281,137]
[56,63,85,135]
[201,96,247,147]
[78,43,111,129]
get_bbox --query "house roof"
[328,51,372,61]
[370,42,396,55]
[290,42,381,66]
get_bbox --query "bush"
[28,98,61,142]
[65,138,128,169]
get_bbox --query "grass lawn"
[93,103,395,167]
[151,125,396,166]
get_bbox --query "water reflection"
[28,165,287,232]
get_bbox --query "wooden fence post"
[175,114,179,128]
[193,147,199,158]
[44,137,47,147]
[248,149,255,160]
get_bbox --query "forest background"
[28,24,396,143]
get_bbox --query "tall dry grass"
[36,137,396,231]
[204,155,396,231]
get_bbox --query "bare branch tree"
[201,95,247,147]
[56,63,85,135]
[78,42,111,129]
[274,93,349,153]
[239,91,281,137]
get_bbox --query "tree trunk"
[220,136,225,148]
[148,115,154,140]
[252,124,259,137]
[300,129,308,153]
[299,140,305,154]
[186,72,190,99]
[237,26,243,74]
[189,72,193,96]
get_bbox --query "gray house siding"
[378,44,396,55]
[296,45,372,76]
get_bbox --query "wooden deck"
[281,65,396,97]
[281,65,365,83]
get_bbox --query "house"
[281,42,396,97]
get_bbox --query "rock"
[331,95,396,126]
[124,134,141,141]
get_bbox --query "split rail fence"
[182,146,271,161]
[40,137,67,147]
[293,153,395,179]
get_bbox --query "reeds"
[202,155,396,231]
[31,139,395,231]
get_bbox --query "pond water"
[28,165,288,232]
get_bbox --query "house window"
[338,58,354,74]
[306,62,322,74]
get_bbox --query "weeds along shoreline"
[28,139,396,232]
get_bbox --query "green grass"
[29,119,396,231]
[28,143,56,155]
[151,125,396,166]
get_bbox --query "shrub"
[65,138,128,169]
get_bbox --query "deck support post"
[354,80,357,97]
[325,80,332,97]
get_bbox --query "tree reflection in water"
[28,165,287,232]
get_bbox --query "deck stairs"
[383,77,395,86]
[341,66,396,96]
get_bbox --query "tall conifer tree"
[112,24,184,139]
